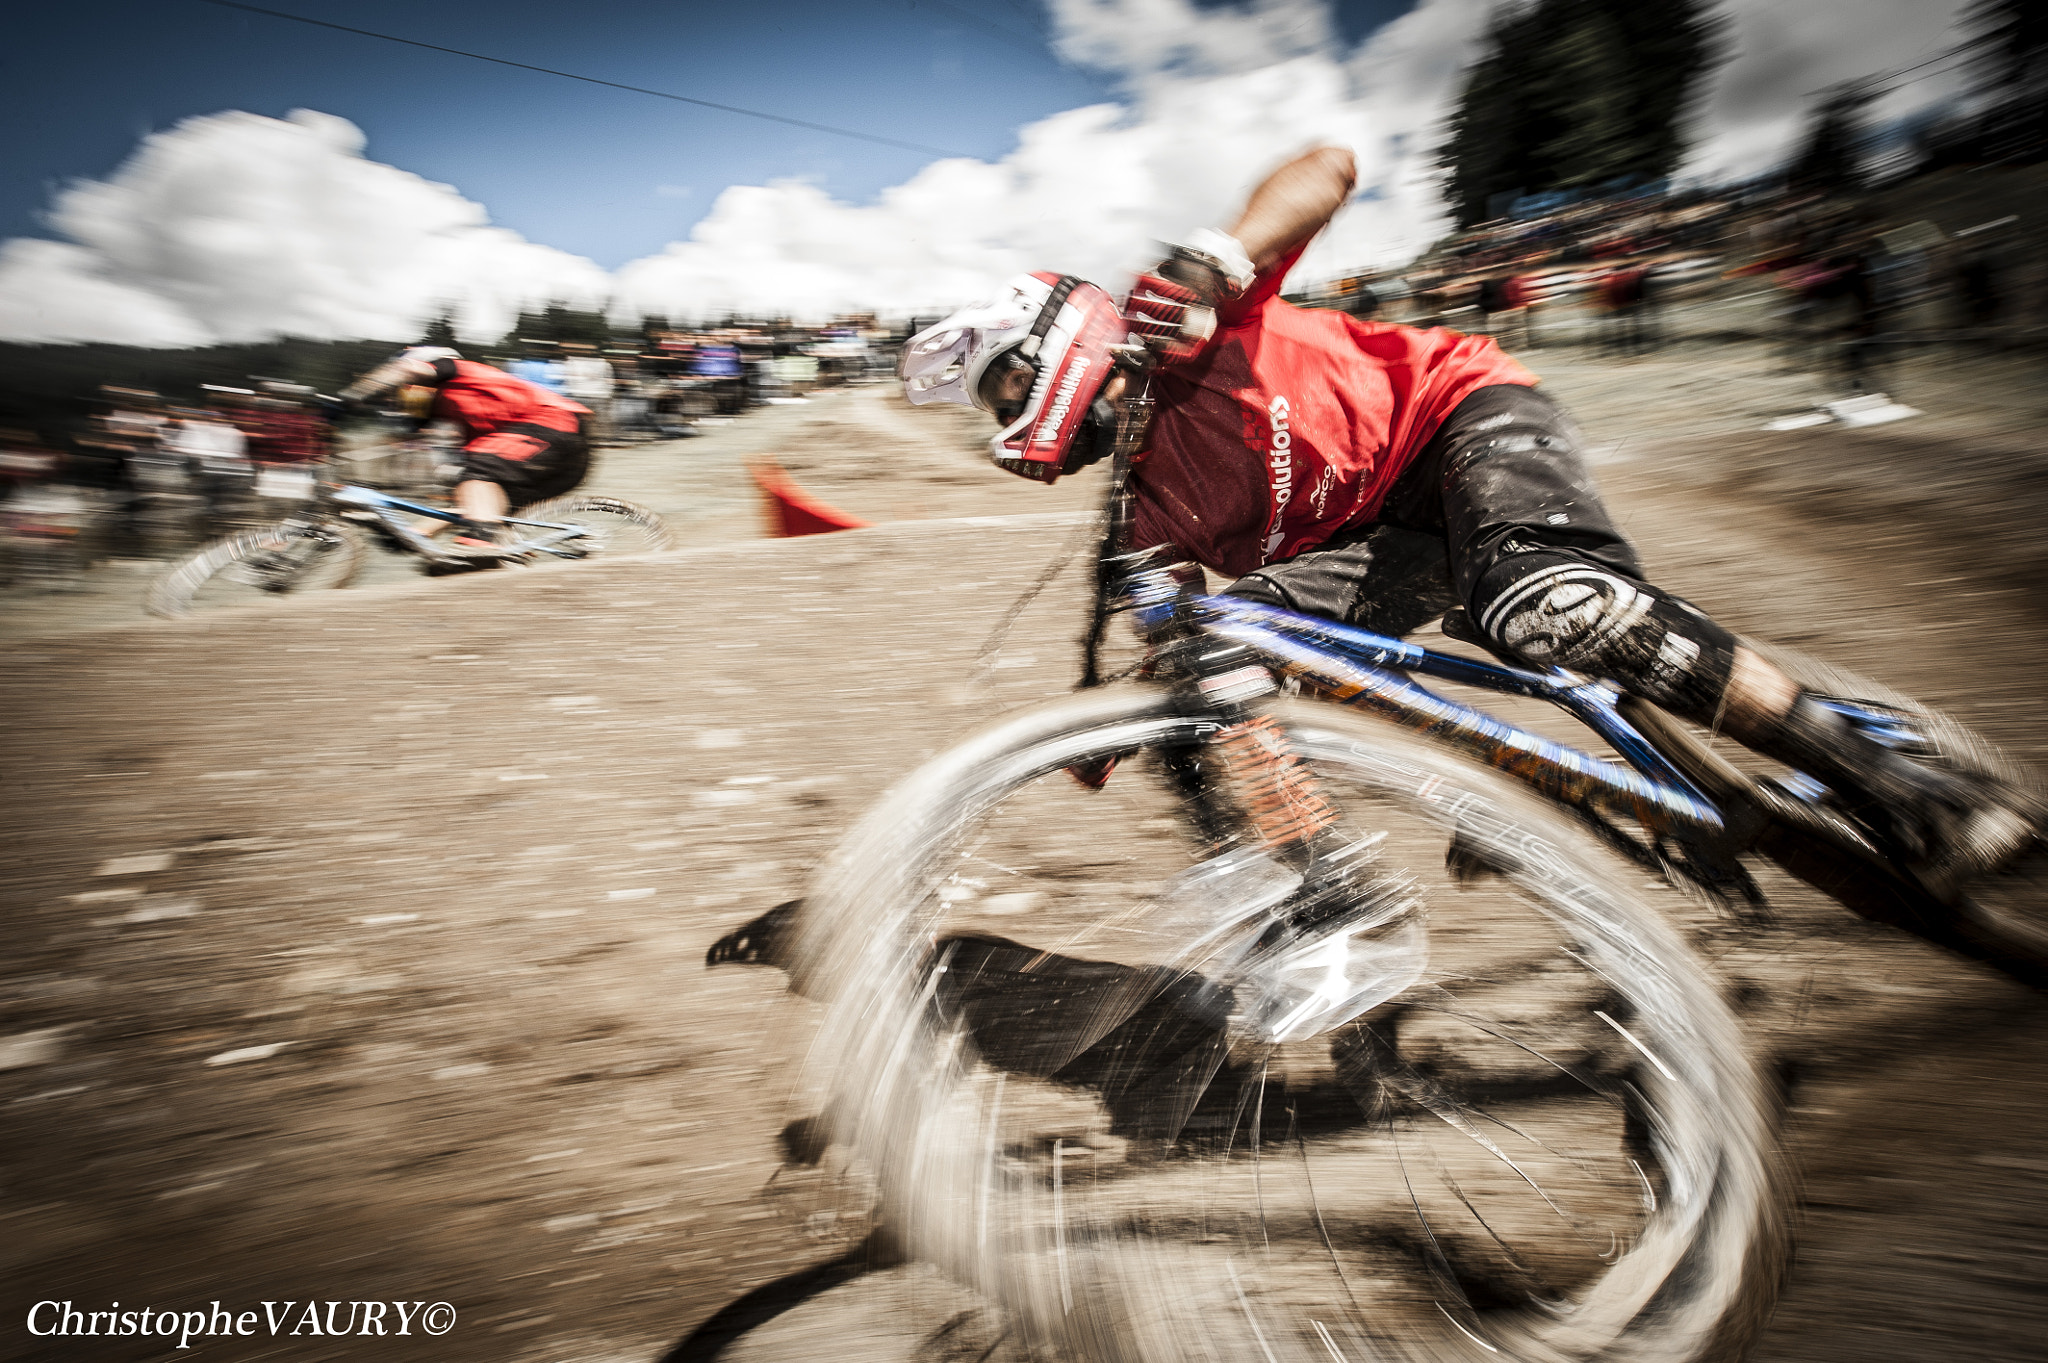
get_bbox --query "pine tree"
[1439,5,1547,227]
[1541,10,1633,187]
[1786,84,1875,194]
[420,311,459,348]
[1439,0,1725,228]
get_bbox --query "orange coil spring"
[1213,715,1338,849]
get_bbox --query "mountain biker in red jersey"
[339,346,592,558]
[898,146,2034,899]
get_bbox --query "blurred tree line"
[0,336,404,433]
[1441,0,2047,226]
[0,302,662,436]
[1915,0,2048,169]
[417,302,640,353]
[1786,85,1878,196]
[1780,0,2045,194]
[1438,0,1724,227]
[492,303,628,351]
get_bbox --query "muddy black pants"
[1226,384,1737,721]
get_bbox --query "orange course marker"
[747,457,873,537]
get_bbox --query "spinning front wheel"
[792,691,1783,1363]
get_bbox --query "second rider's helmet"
[899,273,1132,484]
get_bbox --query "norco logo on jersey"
[1310,466,1335,518]
[1032,357,1090,445]
[1262,394,1294,560]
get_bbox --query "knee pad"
[1473,552,1735,719]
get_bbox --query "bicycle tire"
[792,690,1785,1363]
[144,517,364,619]
[514,494,675,558]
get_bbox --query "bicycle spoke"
[1289,1108,1367,1321]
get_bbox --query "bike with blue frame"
[751,409,2046,1363]
[143,479,672,619]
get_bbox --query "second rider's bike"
[144,479,673,619]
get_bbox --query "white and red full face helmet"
[899,272,1129,484]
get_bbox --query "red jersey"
[433,360,590,461]
[1132,247,1537,577]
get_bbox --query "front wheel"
[512,494,674,560]
[144,517,363,619]
[791,690,1785,1363]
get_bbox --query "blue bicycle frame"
[1205,593,1725,828]
[1125,574,1924,894]
[328,484,593,559]
[1117,559,1722,837]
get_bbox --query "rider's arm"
[339,355,449,406]
[1124,146,1357,359]
[1224,146,1358,274]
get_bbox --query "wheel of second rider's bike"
[144,518,365,619]
[516,494,675,558]
[787,690,1786,1363]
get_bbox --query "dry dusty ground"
[4,335,2048,1362]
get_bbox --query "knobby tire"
[144,518,364,619]
[516,494,676,556]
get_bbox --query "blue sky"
[4,0,1414,270]
[0,0,1968,343]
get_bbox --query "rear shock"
[1168,638,1340,862]
[1211,712,1340,850]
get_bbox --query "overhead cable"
[196,0,975,160]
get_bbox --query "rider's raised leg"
[1429,390,2037,894]
[454,478,511,525]
[1238,380,2036,897]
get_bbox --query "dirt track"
[5,338,2048,1362]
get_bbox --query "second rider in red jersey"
[340,347,592,559]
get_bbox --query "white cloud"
[0,0,1979,344]
[617,0,1971,321]
[613,0,1494,322]
[1050,0,1337,80]
[0,239,213,348]
[0,109,608,347]
[1685,0,1972,184]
